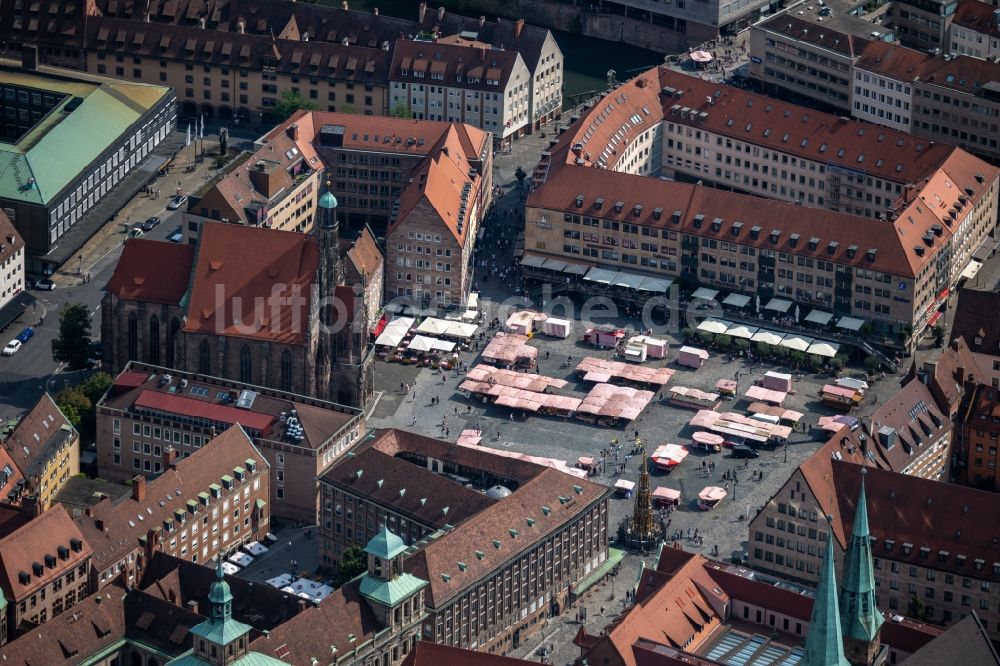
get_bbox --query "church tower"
[317,179,342,299]
[803,531,850,666]
[839,469,886,666]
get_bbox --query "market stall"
[577,384,655,425]
[481,332,537,369]
[583,326,625,348]
[541,317,572,338]
[650,443,690,472]
[628,335,669,358]
[623,340,648,363]
[677,346,709,369]
[652,486,681,507]
[668,386,721,410]
[698,486,727,510]
[760,371,792,393]
[456,429,482,446]
[374,316,415,348]
[745,385,788,406]
[615,479,636,498]
[506,310,547,335]
[576,357,674,388]
[692,431,724,452]
[715,379,738,397]
[821,384,862,411]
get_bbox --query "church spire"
[839,468,884,665]
[803,531,849,666]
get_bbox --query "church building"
[101,183,375,408]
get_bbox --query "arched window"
[198,340,211,375]
[239,345,252,384]
[166,318,181,367]
[148,315,160,365]
[280,349,292,392]
[127,312,138,360]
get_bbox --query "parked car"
[126,227,144,241]
[1,340,21,356]
[167,194,188,210]
[167,227,183,243]
[731,445,759,459]
[33,278,55,291]
[16,327,33,343]
[141,216,161,231]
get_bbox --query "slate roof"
[0,211,24,268]
[3,393,76,479]
[952,0,1000,39]
[401,642,537,666]
[858,40,1000,97]
[389,38,524,92]
[902,612,1000,666]
[952,288,1000,359]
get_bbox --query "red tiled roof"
[953,0,1000,38]
[183,224,318,345]
[133,390,275,433]
[401,642,535,666]
[528,165,927,278]
[0,504,91,601]
[390,144,480,244]
[345,226,383,281]
[105,239,194,305]
[76,425,267,569]
[548,67,953,184]
[248,577,381,665]
[857,40,1000,95]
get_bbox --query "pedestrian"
[509,412,515,422]
[410,416,417,426]
[400,381,405,393]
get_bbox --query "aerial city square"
[0,0,1000,664]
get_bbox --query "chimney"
[480,45,486,61]
[418,1,427,23]
[144,12,150,22]
[373,7,379,15]
[479,15,486,29]
[922,360,937,384]
[85,507,94,518]
[95,518,105,532]
[288,123,299,141]
[237,19,246,34]
[341,1,349,9]
[21,44,38,71]
[132,475,146,502]
[164,446,179,470]
[199,16,206,29]
[437,6,445,21]
[515,18,525,39]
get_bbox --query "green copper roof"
[318,191,338,209]
[358,571,427,607]
[187,617,254,646]
[364,525,407,560]
[208,560,233,607]
[168,650,290,665]
[839,471,884,642]
[0,70,171,206]
[803,532,849,666]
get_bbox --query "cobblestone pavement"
[367,116,900,664]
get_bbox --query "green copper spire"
[839,469,884,643]
[804,531,849,666]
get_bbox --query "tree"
[389,101,411,118]
[932,324,945,347]
[52,304,92,370]
[273,90,319,121]
[53,372,111,445]
[514,165,527,188]
[338,546,367,582]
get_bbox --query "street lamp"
[733,478,739,500]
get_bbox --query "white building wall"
[851,69,913,132]
[0,244,24,309]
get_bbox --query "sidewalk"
[53,135,230,287]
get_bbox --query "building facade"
[0,64,174,272]
[950,0,1000,58]
[76,425,269,590]
[319,429,613,654]
[0,505,91,637]
[851,67,914,131]
[95,363,365,523]
[749,454,1000,642]
[102,206,376,409]
[388,39,531,147]
[951,289,1000,388]
[891,0,959,50]
[0,213,24,312]
[1,394,79,511]
[749,13,880,114]
[183,122,323,240]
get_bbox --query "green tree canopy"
[53,372,112,445]
[338,546,367,582]
[389,101,411,118]
[273,90,319,121]
[51,304,92,370]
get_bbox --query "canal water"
[324,0,666,105]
